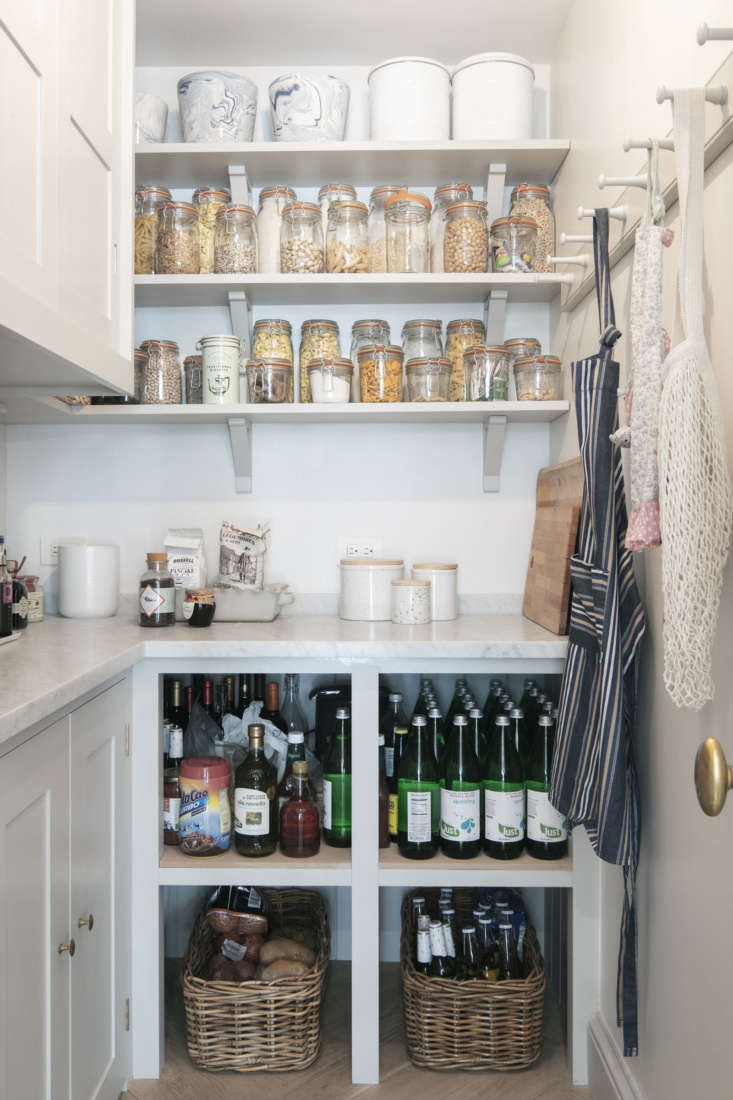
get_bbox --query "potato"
[259,937,315,967]
[259,959,310,981]
[231,958,256,981]
[206,956,237,982]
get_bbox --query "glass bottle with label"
[440,714,481,859]
[279,761,320,858]
[398,715,440,859]
[498,920,523,980]
[323,707,352,848]
[163,725,183,846]
[277,730,309,818]
[458,926,480,980]
[238,676,250,718]
[427,919,454,977]
[280,674,307,736]
[477,916,501,981]
[166,679,188,733]
[138,553,175,628]
[378,734,390,848]
[483,714,525,859]
[387,725,408,842]
[380,691,407,786]
[6,561,29,631]
[233,724,278,857]
[415,913,432,974]
[526,714,568,859]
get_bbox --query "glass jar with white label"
[139,553,175,627]
[198,334,241,405]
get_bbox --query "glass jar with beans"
[140,340,182,404]
[327,201,369,273]
[183,354,203,404]
[214,204,258,273]
[318,183,357,243]
[134,185,171,274]
[350,319,391,401]
[384,190,432,273]
[444,200,489,273]
[358,345,404,403]
[514,355,563,400]
[509,184,554,273]
[430,182,473,272]
[133,348,147,402]
[246,358,294,403]
[405,358,452,401]
[446,318,486,401]
[463,345,511,401]
[280,202,324,273]
[252,319,293,363]
[368,185,405,272]
[156,202,200,274]
[490,215,539,273]
[193,186,232,273]
[299,320,341,402]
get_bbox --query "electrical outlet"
[40,538,60,566]
[344,540,377,558]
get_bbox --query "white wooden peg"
[598,173,647,190]
[546,254,590,269]
[622,136,674,152]
[697,23,733,44]
[577,205,628,222]
[561,232,592,245]
[656,83,728,105]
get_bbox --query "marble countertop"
[0,614,567,750]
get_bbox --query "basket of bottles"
[400,887,545,1071]
[182,887,330,1072]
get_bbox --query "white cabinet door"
[69,679,131,1100]
[0,719,70,1100]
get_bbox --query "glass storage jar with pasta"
[140,340,182,404]
[280,202,324,273]
[368,185,405,272]
[192,186,231,273]
[257,185,296,273]
[214,204,258,273]
[183,354,203,404]
[252,319,293,363]
[444,200,489,273]
[405,358,452,401]
[358,344,404,403]
[318,183,356,243]
[384,190,431,273]
[445,318,485,400]
[509,184,554,273]
[156,202,200,274]
[307,358,353,403]
[513,354,563,400]
[490,215,538,273]
[350,319,390,401]
[327,201,369,273]
[299,320,340,402]
[430,182,472,272]
[246,358,294,403]
[463,345,510,401]
[135,185,171,274]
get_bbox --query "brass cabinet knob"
[78,914,94,931]
[694,738,733,816]
[58,939,76,957]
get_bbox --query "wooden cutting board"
[522,458,584,635]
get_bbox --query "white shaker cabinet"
[0,677,132,1100]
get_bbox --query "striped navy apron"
[550,209,645,1057]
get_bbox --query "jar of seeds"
[214,204,258,273]
[350,319,390,401]
[183,354,203,403]
[280,202,324,273]
[444,200,488,272]
[133,347,147,402]
[327,201,369,273]
[446,318,485,400]
[135,185,171,274]
[252,319,293,363]
[509,184,554,273]
[156,202,200,274]
[140,339,182,403]
[193,185,231,273]
[299,320,340,402]
[368,184,405,272]
[430,182,472,271]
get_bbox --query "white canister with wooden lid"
[391,579,431,625]
[412,562,458,620]
[339,557,404,621]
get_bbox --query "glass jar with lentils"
[140,339,182,404]
[192,186,231,274]
[214,204,258,273]
[299,320,341,402]
[444,200,488,273]
[446,318,485,400]
[280,202,324,273]
[509,184,554,273]
[156,202,200,274]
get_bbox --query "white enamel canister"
[451,53,534,140]
[368,57,450,141]
[339,557,404,621]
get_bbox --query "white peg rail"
[577,205,628,221]
[656,83,728,105]
[546,254,590,269]
[598,173,647,190]
[560,232,592,245]
[623,136,675,151]
[697,23,733,44]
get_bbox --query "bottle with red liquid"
[280,761,320,858]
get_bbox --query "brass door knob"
[78,914,94,931]
[694,738,733,816]
[58,939,76,957]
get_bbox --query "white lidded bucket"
[368,57,450,141]
[58,542,120,619]
[339,557,404,621]
[452,53,534,140]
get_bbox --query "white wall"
[551,5,733,1097]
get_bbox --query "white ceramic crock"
[339,557,404,621]
[368,57,450,141]
[58,542,120,619]
[412,562,458,621]
[451,53,534,140]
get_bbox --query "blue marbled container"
[177,70,258,143]
[268,73,350,142]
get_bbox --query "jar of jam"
[183,587,216,627]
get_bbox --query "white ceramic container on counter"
[391,579,431,625]
[451,53,534,140]
[177,70,258,142]
[368,57,450,141]
[134,93,168,143]
[58,543,120,619]
[269,73,350,141]
[339,557,404,621]
[412,562,458,620]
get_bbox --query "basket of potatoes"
[182,887,330,1072]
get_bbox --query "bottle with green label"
[233,724,278,857]
[440,714,481,859]
[398,715,440,859]
[526,714,568,859]
[482,714,525,859]
[387,726,408,842]
[322,706,352,848]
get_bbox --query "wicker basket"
[400,889,545,1071]
[182,888,329,1073]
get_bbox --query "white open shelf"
[378,844,573,887]
[136,139,570,189]
[159,844,351,886]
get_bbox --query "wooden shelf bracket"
[483,414,508,492]
[227,417,252,492]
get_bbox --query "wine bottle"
[398,715,440,859]
[483,714,525,859]
[322,707,351,848]
[261,682,288,734]
[233,724,277,857]
[381,692,408,784]
[378,734,390,848]
[440,714,481,859]
[252,674,266,709]
[525,714,568,859]
[166,679,188,733]
[387,725,408,842]
[238,676,250,718]
[280,673,307,735]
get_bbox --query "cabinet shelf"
[135,139,570,190]
[159,844,351,886]
[378,844,573,887]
